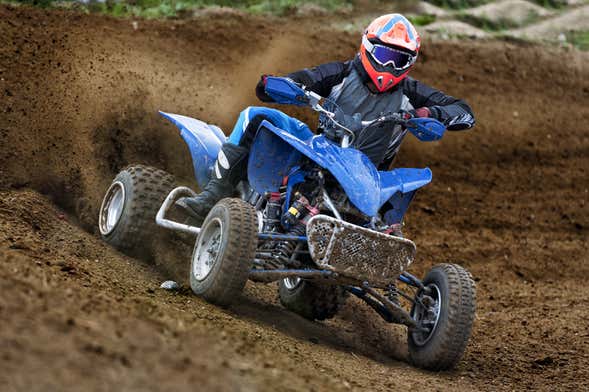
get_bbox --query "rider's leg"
[359,126,411,237]
[176,107,309,223]
[175,142,249,222]
[175,110,268,223]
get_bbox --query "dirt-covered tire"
[98,165,175,260]
[408,263,476,371]
[189,198,257,307]
[278,279,347,321]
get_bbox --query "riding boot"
[176,143,249,224]
[384,223,404,238]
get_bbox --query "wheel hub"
[410,283,442,346]
[193,217,223,281]
[98,181,125,236]
[283,276,302,290]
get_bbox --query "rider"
[177,14,475,224]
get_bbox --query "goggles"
[362,36,416,71]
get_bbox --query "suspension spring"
[276,224,306,263]
[262,192,282,232]
[386,283,400,304]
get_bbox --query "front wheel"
[189,198,258,307]
[408,263,476,371]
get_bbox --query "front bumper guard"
[306,215,416,287]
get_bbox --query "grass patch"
[456,9,542,32]
[246,0,350,15]
[1,0,352,18]
[407,14,436,26]
[530,0,566,9]
[424,0,491,10]
[456,13,513,31]
[567,31,589,51]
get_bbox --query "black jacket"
[256,56,475,131]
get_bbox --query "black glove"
[404,107,432,119]
[255,75,273,102]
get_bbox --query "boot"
[384,223,404,238]
[176,143,248,224]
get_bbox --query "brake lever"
[362,112,410,128]
[306,90,322,108]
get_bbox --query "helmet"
[359,14,421,92]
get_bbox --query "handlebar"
[264,76,446,146]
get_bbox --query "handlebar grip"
[264,76,309,106]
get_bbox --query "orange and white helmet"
[359,14,421,92]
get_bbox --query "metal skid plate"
[306,215,416,287]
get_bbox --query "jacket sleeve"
[255,61,350,102]
[403,77,475,131]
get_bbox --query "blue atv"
[98,77,476,370]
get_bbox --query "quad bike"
[98,77,476,370]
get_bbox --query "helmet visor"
[363,36,415,71]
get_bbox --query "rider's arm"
[402,77,475,131]
[255,61,352,102]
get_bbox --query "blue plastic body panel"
[407,117,446,141]
[248,120,432,217]
[248,124,307,193]
[383,191,416,225]
[159,111,226,189]
[264,77,309,106]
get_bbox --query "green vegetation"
[567,31,589,51]
[246,0,350,15]
[456,10,541,32]
[425,0,491,10]
[530,0,566,9]
[2,0,352,17]
[456,14,511,31]
[425,0,567,11]
[407,14,436,26]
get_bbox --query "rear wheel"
[189,198,258,307]
[99,165,175,260]
[408,263,476,370]
[278,279,347,321]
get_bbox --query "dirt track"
[1,4,589,391]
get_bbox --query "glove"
[255,74,274,102]
[404,107,431,119]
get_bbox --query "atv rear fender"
[159,111,226,189]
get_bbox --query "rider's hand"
[404,107,431,119]
[256,75,274,102]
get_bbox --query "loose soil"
[1,4,588,391]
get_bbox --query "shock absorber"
[280,192,309,228]
[275,224,306,264]
[386,283,400,306]
[262,192,282,233]
[275,195,319,265]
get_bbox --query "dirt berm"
[1,4,588,391]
